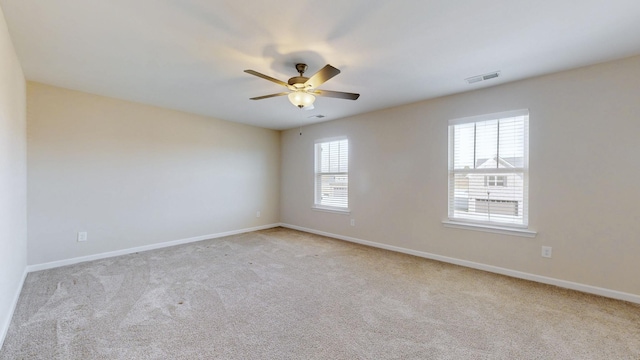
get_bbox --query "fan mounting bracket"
[295,63,308,76]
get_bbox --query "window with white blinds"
[448,110,529,227]
[315,138,349,210]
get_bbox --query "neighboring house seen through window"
[448,110,529,227]
[314,138,349,210]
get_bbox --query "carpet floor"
[1,227,639,359]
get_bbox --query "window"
[448,110,529,227]
[485,175,506,187]
[315,138,349,210]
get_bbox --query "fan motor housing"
[288,76,309,87]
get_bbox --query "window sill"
[442,220,537,238]
[312,206,351,215]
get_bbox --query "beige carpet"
[1,227,638,359]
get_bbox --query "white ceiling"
[2,1,640,130]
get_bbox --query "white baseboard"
[27,223,281,272]
[19,221,640,303]
[280,223,640,304]
[0,268,28,350]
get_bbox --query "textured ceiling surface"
[2,0,640,129]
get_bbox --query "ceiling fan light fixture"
[288,90,315,108]
[245,63,359,109]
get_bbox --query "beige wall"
[0,5,27,345]
[281,56,640,296]
[27,83,280,265]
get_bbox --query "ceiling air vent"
[465,71,501,84]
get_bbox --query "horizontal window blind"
[448,110,529,227]
[315,139,349,209]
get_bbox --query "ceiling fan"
[244,63,360,109]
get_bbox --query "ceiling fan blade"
[304,64,341,89]
[250,92,289,100]
[244,70,288,87]
[313,89,360,100]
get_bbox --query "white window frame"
[444,109,535,237]
[313,137,350,213]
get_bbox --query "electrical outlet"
[541,246,552,258]
[77,232,88,242]
[256,211,261,218]
[350,219,355,226]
